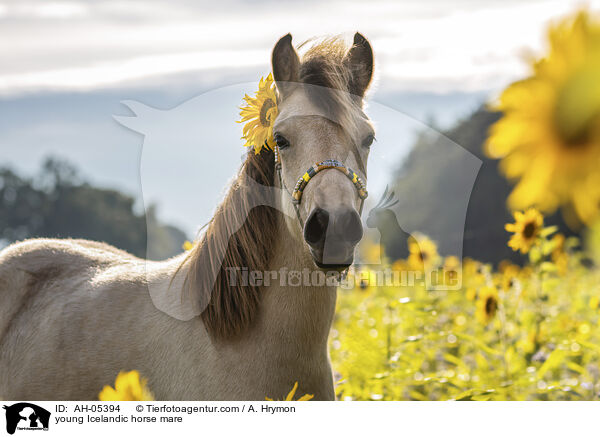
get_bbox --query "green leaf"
[537,349,566,378]
[454,332,503,356]
[566,361,585,374]
[529,246,542,264]
[540,226,558,238]
[540,262,557,273]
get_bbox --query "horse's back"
[0,238,149,399]
[0,239,233,400]
[0,238,138,270]
[0,238,137,330]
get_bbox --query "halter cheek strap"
[273,145,368,229]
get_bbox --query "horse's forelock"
[297,37,365,142]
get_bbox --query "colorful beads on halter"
[292,159,368,204]
[273,144,281,166]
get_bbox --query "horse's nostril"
[337,209,363,244]
[304,208,329,246]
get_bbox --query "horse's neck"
[251,219,337,353]
[148,209,337,352]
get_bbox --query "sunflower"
[497,261,521,290]
[590,295,600,310]
[498,262,520,291]
[99,370,154,401]
[476,286,499,325]
[407,234,440,270]
[516,329,537,354]
[485,10,600,224]
[462,258,485,281]
[356,268,380,292]
[505,208,544,254]
[266,382,314,401]
[360,238,384,264]
[239,73,278,154]
[550,233,568,274]
[466,287,478,302]
[443,255,461,286]
[391,258,408,272]
[462,258,486,300]
[443,255,460,272]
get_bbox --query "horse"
[0,32,375,400]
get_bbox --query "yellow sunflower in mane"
[486,10,600,224]
[239,73,278,154]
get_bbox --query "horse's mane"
[185,36,363,339]
[183,148,277,340]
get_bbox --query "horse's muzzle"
[304,206,363,269]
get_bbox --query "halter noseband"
[273,145,368,228]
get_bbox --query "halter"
[273,145,368,229]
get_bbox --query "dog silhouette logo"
[3,403,50,434]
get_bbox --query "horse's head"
[271,33,374,269]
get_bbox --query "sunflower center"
[523,222,536,239]
[259,98,276,127]
[485,297,498,316]
[554,67,600,148]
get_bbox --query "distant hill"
[384,107,578,265]
[0,158,187,260]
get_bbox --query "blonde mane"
[183,149,278,339]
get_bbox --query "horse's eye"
[274,133,290,149]
[362,134,375,148]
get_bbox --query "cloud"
[0,0,598,95]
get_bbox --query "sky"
[1,0,596,96]
[1,0,598,236]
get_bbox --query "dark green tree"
[383,107,578,265]
[0,158,187,260]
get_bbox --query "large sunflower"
[505,208,544,254]
[239,73,278,154]
[486,10,600,224]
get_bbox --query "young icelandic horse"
[0,33,375,400]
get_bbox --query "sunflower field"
[97,9,600,403]
[332,218,600,400]
[330,9,600,401]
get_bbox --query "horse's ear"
[272,33,300,98]
[344,32,374,98]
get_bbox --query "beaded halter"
[273,145,368,228]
